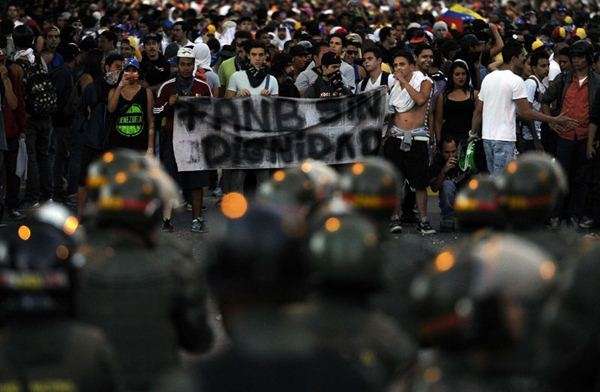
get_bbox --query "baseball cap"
[177,46,195,58]
[433,21,448,32]
[123,57,140,70]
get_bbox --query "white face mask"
[105,70,120,85]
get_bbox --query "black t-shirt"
[140,54,171,89]
[108,87,149,151]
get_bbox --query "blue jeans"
[439,179,457,220]
[483,140,515,177]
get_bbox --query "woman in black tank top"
[434,60,478,146]
[107,60,155,153]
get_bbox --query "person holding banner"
[154,46,212,233]
[223,40,278,196]
[383,50,436,235]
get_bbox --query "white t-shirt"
[479,70,527,142]
[523,76,547,140]
[227,71,279,96]
[360,72,396,92]
[547,55,561,82]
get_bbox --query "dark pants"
[24,117,53,203]
[555,137,587,220]
[67,123,83,195]
[1,138,21,210]
[51,126,71,199]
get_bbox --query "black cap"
[289,44,310,57]
[143,33,162,44]
[321,51,341,66]
[460,33,480,47]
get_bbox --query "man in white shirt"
[224,40,278,195]
[471,41,576,176]
[225,40,278,97]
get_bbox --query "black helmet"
[537,242,600,389]
[308,212,381,295]
[0,203,85,320]
[410,234,556,350]
[377,236,438,335]
[257,160,339,216]
[500,153,567,228]
[206,194,308,304]
[256,167,319,216]
[340,157,400,230]
[86,149,151,202]
[298,159,340,202]
[94,172,165,233]
[455,174,504,232]
[309,195,354,232]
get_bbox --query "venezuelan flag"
[449,4,485,20]
[439,10,475,32]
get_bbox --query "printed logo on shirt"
[116,103,144,137]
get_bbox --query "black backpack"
[359,71,390,92]
[19,55,58,116]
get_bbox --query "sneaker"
[418,220,436,235]
[389,219,402,234]
[161,219,175,233]
[212,187,223,198]
[191,218,207,233]
[20,201,40,210]
[579,217,594,230]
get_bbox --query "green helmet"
[410,234,556,351]
[0,203,85,320]
[500,152,567,228]
[206,197,309,304]
[455,174,504,232]
[308,212,382,295]
[340,157,400,227]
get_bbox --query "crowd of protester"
[0,0,599,235]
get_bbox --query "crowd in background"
[0,0,599,234]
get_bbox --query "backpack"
[527,75,541,102]
[19,55,58,117]
[359,71,390,92]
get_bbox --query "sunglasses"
[346,50,358,55]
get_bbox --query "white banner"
[173,88,387,171]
